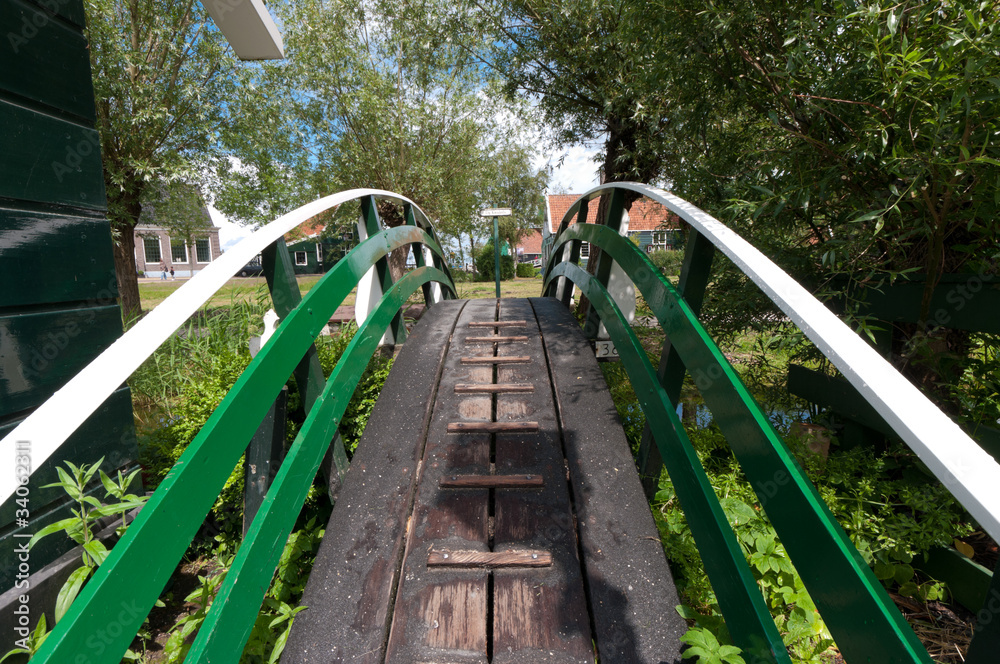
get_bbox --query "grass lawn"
[454,277,546,300]
[138,274,546,312]
[138,275,331,312]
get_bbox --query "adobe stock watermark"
[51,131,101,184]
[6,0,72,54]
[12,440,33,649]
[913,253,1000,337]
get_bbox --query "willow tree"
[83,0,255,316]
[239,0,543,279]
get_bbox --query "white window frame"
[580,242,590,258]
[295,251,308,266]
[143,236,162,264]
[316,243,323,262]
[195,238,212,264]
[170,238,189,264]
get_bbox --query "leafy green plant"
[0,615,48,661]
[515,262,537,278]
[28,459,147,621]
[163,565,229,662]
[0,459,148,662]
[680,626,745,664]
[474,241,516,281]
[648,249,684,277]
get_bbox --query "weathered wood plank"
[461,355,531,364]
[384,298,497,664]
[447,421,539,433]
[439,474,544,489]
[531,296,687,664]
[490,298,594,664]
[0,304,124,419]
[467,320,527,328]
[428,550,552,568]
[464,335,530,343]
[0,0,96,121]
[0,100,105,210]
[455,383,534,394]
[282,300,466,664]
[0,208,116,308]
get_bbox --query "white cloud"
[535,143,602,195]
[207,205,254,253]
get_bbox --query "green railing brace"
[545,260,791,664]
[361,196,408,345]
[544,222,932,664]
[262,238,350,481]
[33,224,454,663]
[636,228,716,499]
[188,266,451,659]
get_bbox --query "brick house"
[133,195,222,278]
[515,228,544,265]
[541,194,682,265]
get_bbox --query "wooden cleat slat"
[460,356,531,364]
[454,383,534,394]
[467,320,527,328]
[447,421,538,434]
[439,474,544,489]
[427,549,552,568]
[465,335,529,343]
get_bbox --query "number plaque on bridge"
[594,340,619,361]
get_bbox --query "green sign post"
[480,207,512,298]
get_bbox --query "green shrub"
[475,242,515,281]
[648,249,684,277]
[515,262,537,278]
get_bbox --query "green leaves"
[56,567,92,623]
[680,627,745,664]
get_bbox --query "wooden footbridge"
[5,185,1000,663]
[284,297,684,662]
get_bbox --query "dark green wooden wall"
[0,0,138,590]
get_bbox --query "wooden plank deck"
[285,298,686,663]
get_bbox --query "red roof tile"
[517,229,543,256]
[545,194,680,234]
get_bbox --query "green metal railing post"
[262,238,350,481]
[548,261,791,664]
[552,200,587,307]
[546,223,934,663]
[582,189,626,339]
[243,386,287,537]
[494,215,501,298]
[187,266,450,660]
[33,224,452,663]
[964,557,1000,663]
[361,196,407,345]
[637,228,716,499]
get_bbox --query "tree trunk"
[377,200,409,282]
[110,191,145,321]
[114,222,142,322]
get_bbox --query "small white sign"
[480,208,512,217]
[595,340,619,359]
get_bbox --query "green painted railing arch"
[20,190,456,663]
[541,182,1000,663]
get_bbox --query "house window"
[316,244,323,262]
[196,238,211,263]
[143,236,161,263]
[171,239,188,263]
[580,242,590,258]
[295,251,308,266]
[648,230,675,252]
